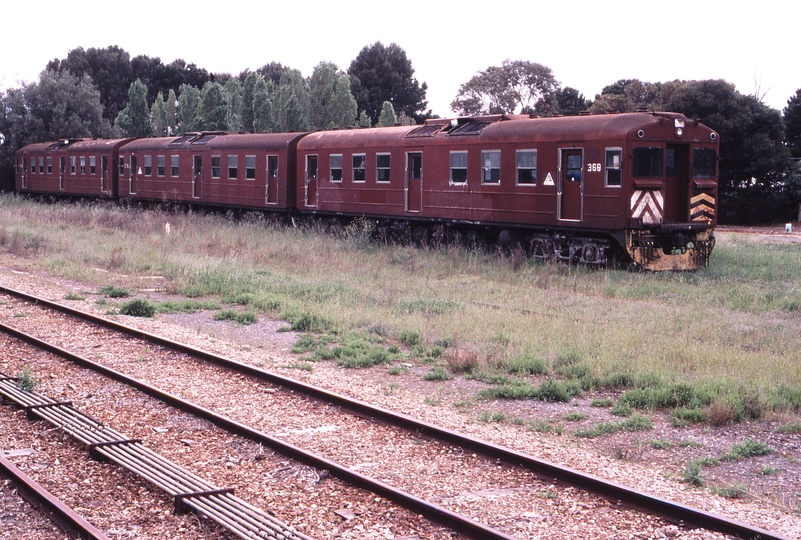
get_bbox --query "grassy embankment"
[1,194,800,424]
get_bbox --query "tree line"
[2,44,800,224]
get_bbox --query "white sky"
[2,0,799,116]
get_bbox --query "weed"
[671,407,709,425]
[759,465,783,475]
[289,362,314,372]
[64,292,85,301]
[538,490,557,499]
[424,366,452,381]
[387,364,407,375]
[591,397,614,408]
[573,414,652,438]
[712,483,748,499]
[399,329,420,347]
[424,396,442,406]
[723,439,772,460]
[16,367,38,392]
[679,439,701,448]
[99,285,130,298]
[478,410,506,423]
[683,460,705,486]
[776,422,801,434]
[649,438,674,449]
[564,412,587,422]
[119,298,156,317]
[527,419,563,435]
[214,310,258,325]
[611,401,633,417]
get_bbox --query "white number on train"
[587,163,602,172]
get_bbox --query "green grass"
[573,414,653,438]
[1,197,801,423]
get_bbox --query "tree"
[196,82,231,131]
[451,60,558,116]
[784,89,801,158]
[115,79,152,138]
[252,77,275,133]
[533,87,591,117]
[48,46,134,121]
[275,69,310,133]
[590,79,663,113]
[151,92,167,137]
[308,62,357,130]
[224,78,243,132]
[349,42,428,125]
[377,101,397,126]
[177,84,201,133]
[240,72,260,133]
[164,89,178,136]
[256,62,285,86]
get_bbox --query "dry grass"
[1,195,801,416]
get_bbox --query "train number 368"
[587,163,602,172]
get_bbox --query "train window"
[450,151,467,184]
[211,156,221,178]
[605,148,622,187]
[30,158,35,174]
[632,147,663,177]
[228,155,238,179]
[245,155,256,179]
[482,151,501,184]
[157,155,166,176]
[268,156,279,179]
[566,154,582,182]
[665,148,678,177]
[90,156,96,174]
[80,157,86,174]
[353,154,366,182]
[330,154,343,182]
[144,156,152,176]
[692,148,717,178]
[376,154,391,183]
[47,157,52,174]
[70,157,76,175]
[118,157,124,175]
[171,155,180,177]
[38,157,44,173]
[516,150,537,185]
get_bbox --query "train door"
[267,155,278,204]
[193,155,202,198]
[101,156,108,192]
[130,155,137,194]
[406,152,422,212]
[21,158,27,188]
[59,157,66,190]
[663,144,689,222]
[306,155,318,207]
[559,149,583,221]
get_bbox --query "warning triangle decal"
[544,172,554,186]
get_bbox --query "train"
[14,111,719,270]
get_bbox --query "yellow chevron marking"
[691,193,715,205]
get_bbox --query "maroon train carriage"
[15,138,133,199]
[118,132,306,210]
[295,112,719,270]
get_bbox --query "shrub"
[591,397,614,408]
[16,367,38,392]
[709,400,736,426]
[119,298,156,317]
[683,460,705,486]
[671,407,709,425]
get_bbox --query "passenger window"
[245,155,256,179]
[330,154,343,182]
[144,155,152,176]
[171,155,180,177]
[450,151,467,184]
[211,156,221,178]
[632,147,663,177]
[228,155,238,179]
[376,154,391,183]
[692,148,717,178]
[482,151,500,184]
[605,148,622,187]
[157,155,166,176]
[90,156,96,174]
[353,154,366,182]
[516,150,537,185]
[566,154,582,182]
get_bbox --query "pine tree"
[114,79,152,137]
[377,101,397,126]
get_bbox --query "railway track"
[0,284,791,540]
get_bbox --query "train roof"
[121,132,307,152]
[18,138,133,154]
[297,111,717,149]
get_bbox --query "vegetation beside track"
[1,194,801,426]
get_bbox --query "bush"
[424,366,452,381]
[119,298,156,317]
[99,285,129,298]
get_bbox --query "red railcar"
[118,132,305,210]
[296,112,718,270]
[15,138,132,199]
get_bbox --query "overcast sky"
[2,0,798,116]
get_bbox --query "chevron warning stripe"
[631,190,663,224]
[691,192,716,223]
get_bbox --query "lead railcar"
[295,111,718,270]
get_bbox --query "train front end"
[622,113,718,270]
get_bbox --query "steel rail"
[0,377,314,540]
[0,452,111,540]
[0,284,791,540]
[0,325,519,540]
